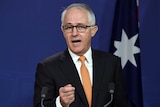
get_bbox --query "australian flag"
[109,0,143,107]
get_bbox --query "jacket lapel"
[92,50,105,107]
[59,50,88,106]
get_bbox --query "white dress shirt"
[56,47,93,107]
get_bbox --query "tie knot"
[79,56,86,62]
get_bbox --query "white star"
[114,29,140,68]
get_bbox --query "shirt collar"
[68,47,92,63]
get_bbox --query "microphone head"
[108,82,115,94]
[41,87,48,98]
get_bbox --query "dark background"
[0,0,159,107]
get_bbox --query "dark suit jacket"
[34,49,128,107]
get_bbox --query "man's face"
[62,7,98,56]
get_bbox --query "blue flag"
[109,0,143,107]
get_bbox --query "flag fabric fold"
[109,0,143,107]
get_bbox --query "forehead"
[63,7,90,25]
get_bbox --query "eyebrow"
[64,23,87,26]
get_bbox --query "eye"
[63,26,73,30]
[77,25,87,29]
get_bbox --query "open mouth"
[72,40,81,43]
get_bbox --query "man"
[34,3,128,107]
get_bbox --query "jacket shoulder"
[93,49,119,60]
[40,50,69,65]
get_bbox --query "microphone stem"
[41,98,45,107]
[103,93,113,107]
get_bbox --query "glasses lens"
[63,26,72,32]
[77,25,87,32]
[63,25,93,33]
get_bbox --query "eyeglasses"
[62,24,94,33]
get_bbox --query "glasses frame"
[62,24,95,33]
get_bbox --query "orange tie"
[79,56,92,107]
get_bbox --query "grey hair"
[61,3,96,26]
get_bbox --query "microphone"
[103,82,115,107]
[41,87,48,107]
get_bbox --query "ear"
[61,26,64,33]
[91,25,98,37]
[61,27,67,39]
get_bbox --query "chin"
[71,49,83,55]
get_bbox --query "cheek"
[83,35,92,44]
[63,35,70,45]
[63,34,70,41]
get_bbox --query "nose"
[72,27,78,36]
